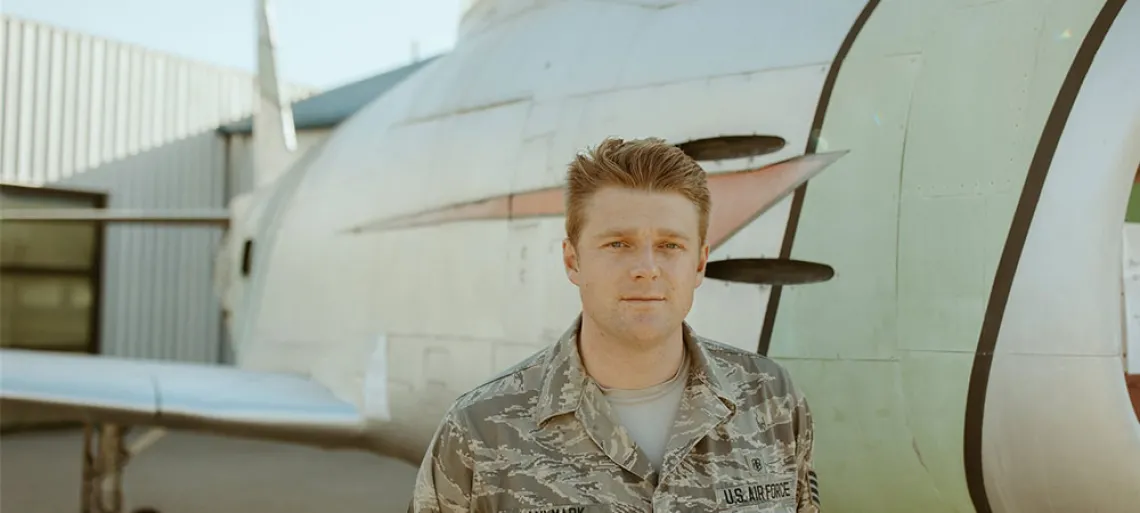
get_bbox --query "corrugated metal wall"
[0,15,318,186]
[0,15,328,364]
[55,131,228,362]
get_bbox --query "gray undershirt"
[598,351,689,471]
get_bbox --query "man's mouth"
[621,296,665,302]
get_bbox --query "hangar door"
[0,183,104,355]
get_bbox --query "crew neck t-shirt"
[597,352,690,472]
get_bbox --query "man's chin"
[614,318,680,344]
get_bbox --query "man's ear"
[562,238,581,286]
[695,241,710,287]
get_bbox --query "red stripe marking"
[349,151,847,251]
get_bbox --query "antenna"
[253,0,298,188]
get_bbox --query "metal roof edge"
[216,54,443,135]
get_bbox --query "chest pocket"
[696,437,798,512]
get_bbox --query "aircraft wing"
[0,348,372,449]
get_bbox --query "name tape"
[715,475,796,508]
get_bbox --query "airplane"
[1,0,1139,512]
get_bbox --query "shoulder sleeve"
[792,382,820,513]
[408,406,476,513]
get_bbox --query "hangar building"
[1,14,436,373]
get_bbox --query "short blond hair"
[564,136,710,246]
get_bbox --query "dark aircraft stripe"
[757,0,882,356]
[963,2,1128,512]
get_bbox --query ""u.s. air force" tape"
[715,474,797,509]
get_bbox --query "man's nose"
[629,247,661,280]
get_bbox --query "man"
[409,137,820,512]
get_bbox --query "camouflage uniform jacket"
[410,318,820,513]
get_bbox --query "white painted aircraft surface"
[2,1,1140,512]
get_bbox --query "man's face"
[563,186,710,348]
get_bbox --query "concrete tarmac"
[1,427,418,513]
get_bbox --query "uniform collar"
[534,315,739,426]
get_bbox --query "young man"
[409,137,820,513]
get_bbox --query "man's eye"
[608,241,626,248]
[663,242,681,249]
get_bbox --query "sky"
[4,0,464,90]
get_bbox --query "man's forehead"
[580,189,701,237]
[589,226,695,240]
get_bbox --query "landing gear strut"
[80,423,165,513]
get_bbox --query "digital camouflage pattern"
[410,317,820,513]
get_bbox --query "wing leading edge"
[0,349,373,449]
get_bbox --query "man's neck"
[577,315,686,390]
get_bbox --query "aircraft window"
[241,239,254,277]
[676,135,786,162]
[704,258,833,286]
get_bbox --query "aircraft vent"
[677,135,786,162]
[704,258,833,286]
